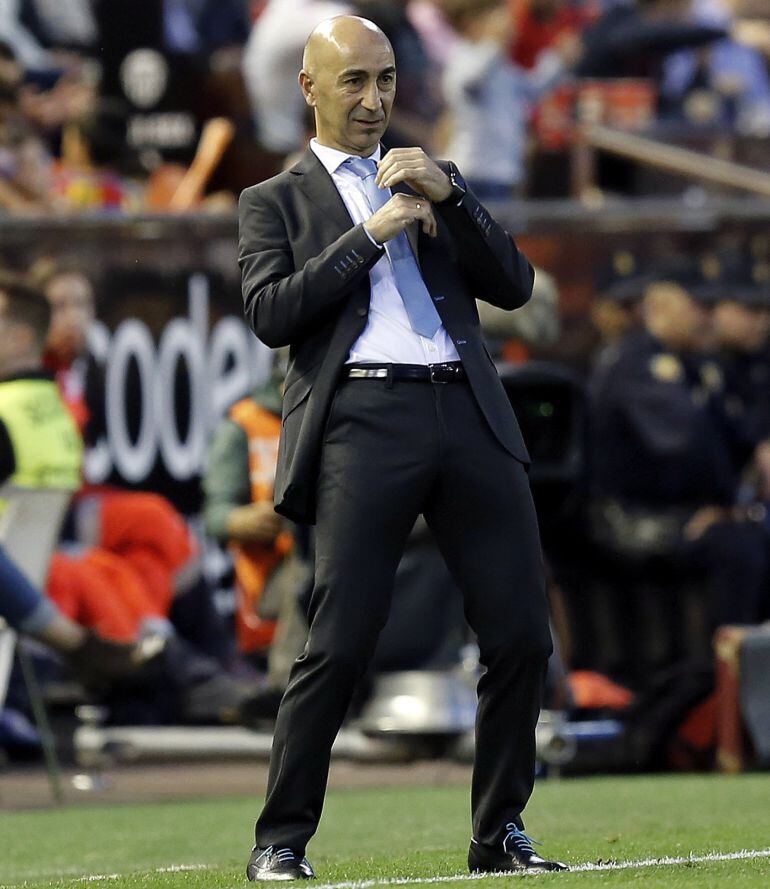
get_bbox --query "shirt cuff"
[363,225,384,249]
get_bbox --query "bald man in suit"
[239,14,566,881]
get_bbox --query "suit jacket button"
[356,307,368,317]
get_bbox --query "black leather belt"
[343,362,466,384]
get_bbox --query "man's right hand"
[227,501,283,545]
[365,192,437,245]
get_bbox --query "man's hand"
[364,191,437,244]
[375,148,453,203]
[227,501,283,545]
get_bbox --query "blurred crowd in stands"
[2,0,770,771]
[2,1,770,213]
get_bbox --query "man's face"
[300,29,396,156]
[44,272,94,361]
[714,301,770,352]
[644,282,711,350]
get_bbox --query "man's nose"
[361,81,381,111]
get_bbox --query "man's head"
[642,279,712,351]
[29,260,95,362]
[299,15,396,156]
[712,298,770,353]
[0,273,51,375]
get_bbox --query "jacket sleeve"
[433,170,534,312]
[239,185,384,348]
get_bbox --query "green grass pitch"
[1,773,769,888]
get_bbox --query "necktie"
[345,156,442,340]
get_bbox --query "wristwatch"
[437,162,467,206]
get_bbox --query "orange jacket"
[228,397,292,653]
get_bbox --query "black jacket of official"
[238,149,534,524]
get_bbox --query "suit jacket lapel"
[290,149,354,237]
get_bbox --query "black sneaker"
[246,846,315,881]
[468,823,568,873]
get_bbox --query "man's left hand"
[376,148,452,203]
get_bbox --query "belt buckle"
[430,363,451,384]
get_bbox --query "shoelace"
[503,823,543,857]
[255,846,299,865]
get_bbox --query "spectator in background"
[709,261,770,571]
[0,37,109,216]
[710,258,770,450]
[204,366,311,723]
[660,0,770,133]
[51,105,144,213]
[0,544,162,688]
[28,258,233,668]
[0,122,67,215]
[32,259,102,436]
[0,268,267,726]
[0,13,97,140]
[350,0,442,148]
[439,0,577,199]
[407,0,457,67]
[588,264,768,628]
[0,271,163,687]
[588,250,650,390]
[575,0,729,82]
[243,0,351,153]
[510,0,595,70]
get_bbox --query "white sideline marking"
[313,848,770,889]
[0,864,210,887]
[4,849,770,888]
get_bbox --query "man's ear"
[298,70,315,107]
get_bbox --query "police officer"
[589,250,653,398]
[709,258,770,623]
[710,260,770,453]
[588,261,767,629]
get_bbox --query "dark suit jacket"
[239,148,534,524]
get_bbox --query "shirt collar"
[310,138,382,175]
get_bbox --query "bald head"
[299,15,396,156]
[303,16,391,75]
